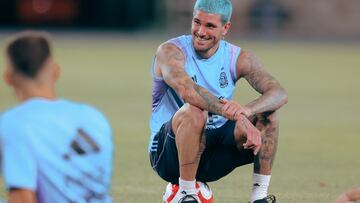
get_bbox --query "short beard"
[192,37,220,57]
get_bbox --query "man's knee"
[256,111,279,129]
[172,104,207,134]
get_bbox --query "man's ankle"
[179,178,197,194]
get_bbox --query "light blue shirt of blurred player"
[0,98,113,203]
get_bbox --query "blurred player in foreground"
[148,0,288,202]
[334,187,360,203]
[0,31,113,203]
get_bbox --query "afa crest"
[219,71,228,88]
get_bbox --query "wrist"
[242,107,252,117]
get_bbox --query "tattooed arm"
[236,50,288,117]
[154,43,228,118]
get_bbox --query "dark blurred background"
[0,0,162,29]
[0,0,359,38]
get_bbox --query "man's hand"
[220,99,251,120]
[333,193,351,203]
[333,187,360,203]
[234,114,262,155]
[220,99,261,155]
[8,188,36,203]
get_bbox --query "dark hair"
[6,31,52,78]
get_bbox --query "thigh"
[150,120,255,184]
[196,120,255,182]
[205,120,237,148]
[150,118,180,184]
[196,147,254,182]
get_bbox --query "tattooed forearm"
[245,90,286,116]
[242,51,288,116]
[166,66,225,116]
[192,84,223,116]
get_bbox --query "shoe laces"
[177,193,199,203]
[251,195,276,203]
[264,194,276,203]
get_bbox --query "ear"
[222,22,231,36]
[3,68,14,87]
[53,63,61,82]
[3,56,15,86]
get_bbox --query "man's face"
[191,10,230,55]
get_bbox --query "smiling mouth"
[195,35,210,42]
[195,36,209,43]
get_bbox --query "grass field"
[0,33,359,202]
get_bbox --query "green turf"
[0,34,359,202]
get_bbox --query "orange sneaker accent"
[165,184,179,203]
[164,182,213,203]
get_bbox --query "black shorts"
[150,119,254,184]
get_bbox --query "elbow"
[177,87,191,102]
[271,87,288,109]
[280,88,288,107]
[267,86,288,109]
[177,89,187,101]
[178,88,199,104]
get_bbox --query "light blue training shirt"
[149,35,241,152]
[0,98,113,203]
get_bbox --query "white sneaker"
[163,183,200,203]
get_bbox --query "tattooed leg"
[253,111,279,175]
[172,103,207,181]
